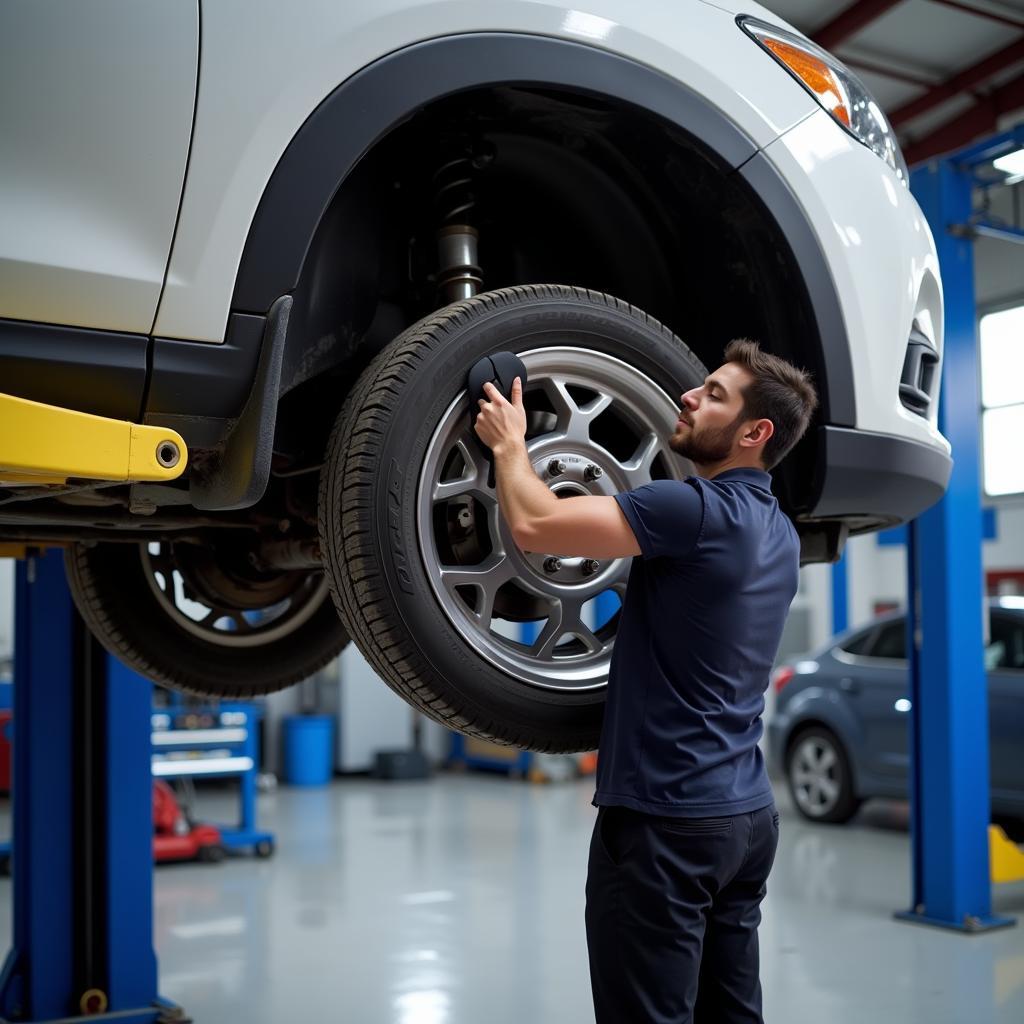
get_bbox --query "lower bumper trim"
[810,425,952,522]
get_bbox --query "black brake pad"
[467,351,528,443]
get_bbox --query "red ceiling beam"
[904,69,1024,164]
[889,37,1024,126]
[843,56,937,88]
[930,0,1024,32]
[815,0,906,50]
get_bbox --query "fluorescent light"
[980,307,1024,408]
[984,405,1024,497]
[993,148,1024,179]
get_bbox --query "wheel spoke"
[433,440,495,504]
[229,611,254,634]
[580,391,613,419]
[530,602,566,659]
[439,554,515,619]
[543,377,615,444]
[528,598,602,659]
[618,431,662,489]
[574,622,603,655]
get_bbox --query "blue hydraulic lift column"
[899,152,1014,931]
[0,550,180,1021]
[830,552,848,637]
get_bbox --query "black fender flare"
[232,32,753,311]
[230,31,854,425]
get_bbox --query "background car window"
[988,614,1024,671]
[838,628,876,656]
[869,620,907,661]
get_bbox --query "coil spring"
[432,155,476,227]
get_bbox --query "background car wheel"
[65,540,350,697]
[786,725,862,824]
[318,284,705,752]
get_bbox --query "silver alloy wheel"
[143,542,331,649]
[791,735,842,818]
[416,345,691,692]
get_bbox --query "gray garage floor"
[2,772,1023,1022]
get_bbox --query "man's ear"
[739,418,774,450]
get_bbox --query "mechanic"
[473,339,818,1024]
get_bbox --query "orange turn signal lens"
[762,37,851,129]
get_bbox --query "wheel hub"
[519,449,617,588]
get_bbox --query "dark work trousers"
[585,803,780,1024]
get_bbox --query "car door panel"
[0,1,198,334]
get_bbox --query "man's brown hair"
[723,339,818,470]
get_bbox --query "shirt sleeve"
[613,479,705,561]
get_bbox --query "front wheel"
[318,285,705,752]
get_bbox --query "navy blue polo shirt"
[595,468,800,818]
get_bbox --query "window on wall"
[980,306,1024,497]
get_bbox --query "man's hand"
[472,375,640,558]
[474,377,527,454]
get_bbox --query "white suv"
[0,1,950,751]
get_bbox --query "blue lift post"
[0,550,182,1022]
[899,137,1019,932]
[830,552,849,637]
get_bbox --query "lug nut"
[547,459,567,476]
[544,557,562,574]
[581,559,601,577]
[584,464,604,481]
[457,508,473,528]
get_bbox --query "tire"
[318,285,705,752]
[785,725,862,824]
[197,843,226,864]
[65,541,349,698]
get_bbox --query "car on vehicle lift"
[769,600,1024,835]
[0,1,951,752]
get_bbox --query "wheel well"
[273,85,829,514]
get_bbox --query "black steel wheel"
[65,540,349,698]
[318,285,704,752]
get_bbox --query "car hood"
[700,1,804,37]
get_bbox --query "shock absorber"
[433,153,484,303]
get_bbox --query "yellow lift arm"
[0,392,187,487]
[990,824,1024,884]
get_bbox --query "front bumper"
[810,425,952,524]
[751,108,946,453]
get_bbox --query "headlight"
[739,16,909,187]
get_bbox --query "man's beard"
[669,413,743,465]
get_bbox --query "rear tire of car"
[785,725,862,824]
[65,541,350,697]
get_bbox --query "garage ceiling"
[762,0,1024,164]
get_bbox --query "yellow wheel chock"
[0,392,187,487]
[990,824,1024,884]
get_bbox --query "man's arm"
[477,379,641,559]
